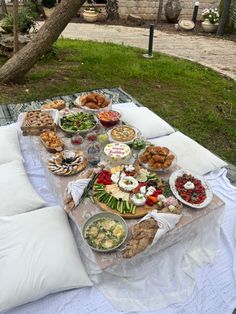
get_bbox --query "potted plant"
[83,0,101,22]
[201,8,220,33]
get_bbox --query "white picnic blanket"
[4,122,235,314]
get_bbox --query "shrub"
[1,8,37,34]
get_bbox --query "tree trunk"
[217,0,232,35]
[106,0,119,20]
[157,0,164,23]
[1,0,8,16]
[0,0,86,83]
[13,0,19,54]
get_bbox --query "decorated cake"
[104,143,132,165]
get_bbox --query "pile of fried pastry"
[79,93,110,110]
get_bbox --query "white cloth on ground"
[3,124,236,314]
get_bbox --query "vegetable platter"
[169,169,213,209]
[93,164,182,219]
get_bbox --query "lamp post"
[143,24,154,58]
[192,1,199,24]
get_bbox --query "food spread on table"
[60,112,97,133]
[84,217,126,251]
[139,145,176,171]
[18,95,215,257]
[76,93,111,110]
[48,150,87,176]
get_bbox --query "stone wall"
[118,0,220,21]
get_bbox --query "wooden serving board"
[21,111,56,136]
[93,195,152,219]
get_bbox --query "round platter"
[59,112,98,134]
[169,169,213,209]
[107,125,140,144]
[48,150,87,176]
[82,212,128,252]
[138,147,177,172]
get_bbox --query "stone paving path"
[49,23,236,81]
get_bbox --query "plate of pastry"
[107,125,139,144]
[138,145,177,172]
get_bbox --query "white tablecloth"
[5,125,236,314]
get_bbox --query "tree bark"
[0,0,86,83]
[217,0,232,35]
[1,0,8,16]
[157,0,164,23]
[106,0,119,20]
[13,0,19,54]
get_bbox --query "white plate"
[107,125,140,145]
[138,148,177,173]
[74,95,112,113]
[169,169,213,209]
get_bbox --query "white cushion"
[116,106,175,139]
[0,125,23,164]
[149,131,228,175]
[0,160,47,216]
[0,206,92,312]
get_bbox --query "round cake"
[104,143,132,165]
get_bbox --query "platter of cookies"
[48,150,87,176]
[75,93,111,112]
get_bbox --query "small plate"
[169,169,213,209]
[82,212,128,253]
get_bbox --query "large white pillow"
[0,206,92,312]
[149,131,228,175]
[0,160,47,216]
[0,125,23,164]
[116,106,175,139]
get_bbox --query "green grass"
[0,39,236,164]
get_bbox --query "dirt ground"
[71,15,236,42]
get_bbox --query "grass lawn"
[0,39,235,164]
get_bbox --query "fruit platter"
[59,112,98,134]
[93,164,182,219]
[169,169,213,209]
[138,145,176,172]
[75,93,111,112]
[48,150,87,176]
